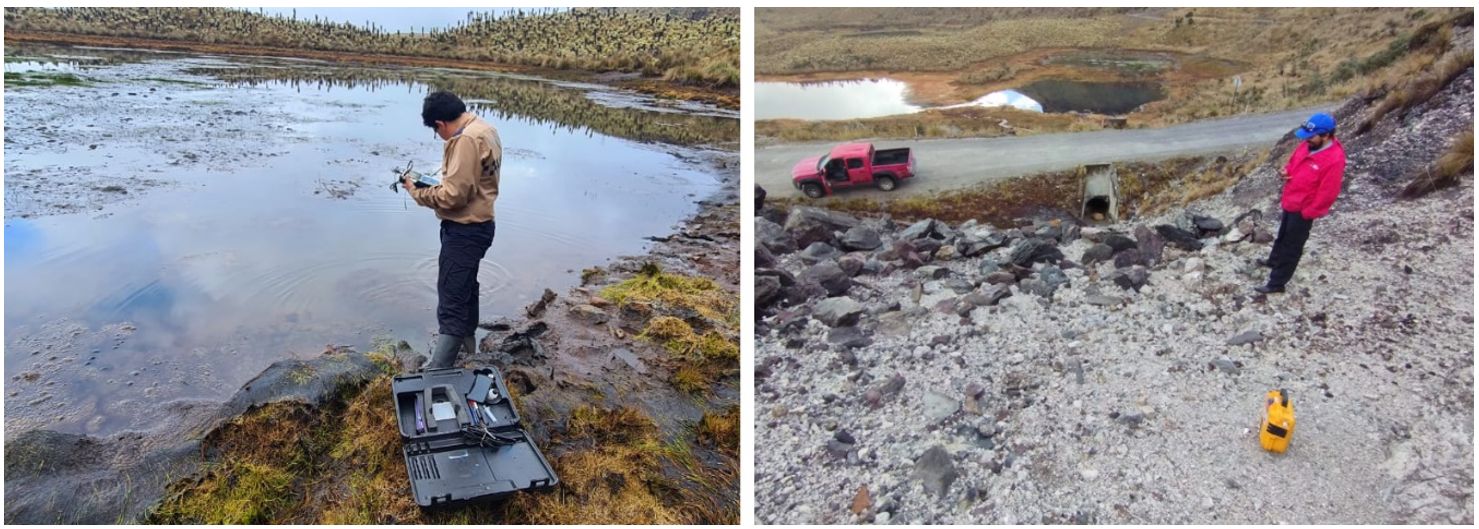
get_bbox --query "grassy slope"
[4,6,738,88]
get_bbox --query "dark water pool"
[1015,79,1166,115]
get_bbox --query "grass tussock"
[672,363,709,394]
[1402,129,1474,198]
[696,405,740,456]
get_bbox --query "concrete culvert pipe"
[1080,163,1120,223]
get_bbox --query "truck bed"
[873,148,910,167]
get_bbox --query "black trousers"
[1265,210,1314,289]
[438,220,495,337]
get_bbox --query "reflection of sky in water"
[4,60,84,73]
[756,79,921,120]
[758,78,1044,120]
[4,55,722,432]
[960,89,1043,113]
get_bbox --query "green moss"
[696,331,738,360]
[287,363,317,385]
[4,71,89,87]
[154,460,294,523]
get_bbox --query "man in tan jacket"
[403,91,502,369]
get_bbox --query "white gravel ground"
[755,179,1474,524]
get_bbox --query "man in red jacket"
[1256,112,1346,294]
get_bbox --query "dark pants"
[438,220,495,337]
[1265,210,1313,289]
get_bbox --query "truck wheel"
[876,176,897,192]
[801,182,825,199]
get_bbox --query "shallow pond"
[3,45,735,435]
[755,78,922,120]
[1014,79,1165,114]
[756,77,1044,120]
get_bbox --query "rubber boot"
[424,334,463,370]
[462,335,478,357]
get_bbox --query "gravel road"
[755,106,1333,199]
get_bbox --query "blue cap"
[1295,113,1336,139]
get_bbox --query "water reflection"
[756,78,1047,120]
[957,89,1043,113]
[193,63,739,147]
[755,78,921,120]
[1015,79,1165,114]
[4,60,83,74]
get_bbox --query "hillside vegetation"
[756,7,1472,139]
[4,7,739,88]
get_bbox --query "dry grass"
[757,106,1094,143]
[757,8,1130,75]
[505,404,736,524]
[1357,48,1473,135]
[672,364,710,394]
[316,377,420,524]
[1402,129,1474,198]
[1122,153,1267,216]
[696,405,740,456]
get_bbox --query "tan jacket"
[411,114,501,223]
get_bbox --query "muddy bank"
[4,148,740,524]
[4,349,386,523]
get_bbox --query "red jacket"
[1280,138,1346,220]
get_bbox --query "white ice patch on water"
[957,89,1043,113]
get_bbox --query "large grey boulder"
[839,225,883,251]
[784,207,858,247]
[813,296,865,327]
[757,218,798,255]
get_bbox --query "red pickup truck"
[791,142,915,198]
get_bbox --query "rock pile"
[755,189,1474,524]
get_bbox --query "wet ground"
[3,44,737,436]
